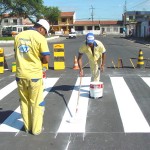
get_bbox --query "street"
[0,35,150,150]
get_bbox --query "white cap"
[36,19,50,34]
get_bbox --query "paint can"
[89,81,104,99]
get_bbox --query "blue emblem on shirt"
[18,45,29,53]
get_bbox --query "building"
[53,11,123,35]
[1,12,124,36]
[1,14,32,26]
[123,11,150,37]
[74,20,123,35]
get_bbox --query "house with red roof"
[1,11,124,36]
[53,11,124,35]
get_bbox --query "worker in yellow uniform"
[14,19,50,135]
[77,33,106,81]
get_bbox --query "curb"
[2,36,60,58]
[0,36,60,44]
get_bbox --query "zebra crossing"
[111,77,150,133]
[0,76,150,134]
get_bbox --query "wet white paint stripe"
[141,77,150,87]
[57,77,91,133]
[0,78,59,132]
[110,77,150,133]
[0,81,17,100]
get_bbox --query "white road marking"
[141,77,150,87]
[0,78,59,132]
[57,77,91,133]
[0,81,17,100]
[110,77,150,133]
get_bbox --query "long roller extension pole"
[75,76,82,113]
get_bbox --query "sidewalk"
[0,36,60,57]
[125,36,150,47]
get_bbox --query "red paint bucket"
[90,82,104,99]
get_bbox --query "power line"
[129,0,150,9]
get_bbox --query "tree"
[0,0,12,36]
[8,0,44,22]
[0,0,11,23]
[42,6,61,32]
[0,0,44,36]
[0,0,61,35]
[0,0,44,23]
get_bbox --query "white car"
[69,32,76,38]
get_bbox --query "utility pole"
[90,5,94,22]
[124,0,127,24]
[90,5,95,30]
[123,0,127,36]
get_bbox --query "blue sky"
[44,0,150,20]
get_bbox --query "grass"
[0,36,14,41]
[0,34,55,41]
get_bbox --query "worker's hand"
[100,64,105,72]
[79,69,84,77]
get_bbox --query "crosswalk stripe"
[57,77,91,133]
[141,77,150,87]
[110,77,150,133]
[0,76,150,133]
[0,81,17,101]
[0,78,59,132]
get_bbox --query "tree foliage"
[42,6,61,26]
[0,0,10,16]
[0,0,61,35]
[0,0,44,23]
[0,0,61,23]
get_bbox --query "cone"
[137,49,144,68]
[73,56,79,70]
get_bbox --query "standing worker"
[14,19,50,135]
[77,33,106,81]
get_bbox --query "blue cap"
[86,33,95,44]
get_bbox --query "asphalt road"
[0,35,150,150]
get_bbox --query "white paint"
[57,77,91,133]
[64,134,71,150]
[0,78,59,132]
[110,77,150,133]
[0,107,22,132]
[0,80,17,100]
[141,77,150,87]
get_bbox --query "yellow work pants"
[89,59,101,82]
[16,78,44,135]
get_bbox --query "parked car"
[2,25,33,37]
[69,32,76,38]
